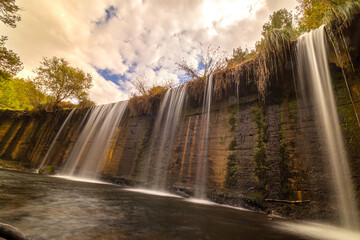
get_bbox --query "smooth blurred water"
[0,169,312,240]
[194,74,213,199]
[140,86,187,190]
[296,26,359,229]
[39,108,76,169]
[62,101,128,179]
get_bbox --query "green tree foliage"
[0,76,48,110]
[231,47,250,63]
[0,0,21,28]
[296,0,360,32]
[257,8,296,61]
[261,8,293,37]
[250,9,296,98]
[226,46,254,66]
[0,36,22,78]
[0,0,22,78]
[78,96,96,108]
[34,57,93,108]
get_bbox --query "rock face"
[1,18,360,222]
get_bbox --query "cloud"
[2,0,298,104]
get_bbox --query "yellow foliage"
[128,86,167,116]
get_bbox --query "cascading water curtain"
[62,101,128,179]
[39,108,76,170]
[140,85,187,190]
[296,26,359,230]
[194,74,213,199]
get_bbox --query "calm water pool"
[0,169,352,240]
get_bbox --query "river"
[0,169,358,240]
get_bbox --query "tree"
[176,45,227,81]
[78,96,96,108]
[34,57,93,108]
[77,91,95,108]
[231,47,250,63]
[296,0,360,32]
[0,76,47,110]
[131,74,175,96]
[0,36,22,78]
[131,74,149,96]
[262,8,293,37]
[0,0,22,78]
[0,0,21,28]
[226,46,254,67]
[296,0,333,31]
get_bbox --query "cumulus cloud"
[1,0,298,104]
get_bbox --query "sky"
[1,0,298,104]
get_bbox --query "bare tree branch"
[176,45,227,81]
[131,74,149,95]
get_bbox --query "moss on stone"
[333,74,360,147]
[46,166,55,174]
[132,119,154,180]
[224,103,240,189]
[279,102,291,199]
[227,104,238,132]
[228,138,237,151]
[248,191,265,205]
[288,99,297,124]
[224,153,239,188]
[252,103,268,199]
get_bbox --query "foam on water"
[52,175,111,185]
[124,188,183,198]
[185,198,250,212]
[185,198,216,205]
[275,221,360,240]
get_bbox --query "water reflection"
[0,169,345,240]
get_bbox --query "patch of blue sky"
[178,75,190,85]
[95,68,125,86]
[197,59,206,71]
[153,66,161,72]
[95,6,117,25]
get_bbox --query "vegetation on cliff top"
[194,0,360,102]
[219,0,360,101]
[128,86,168,116]
[126,0,360,116]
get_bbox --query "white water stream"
[296,26,359,230]
[38,109,76,169]
[62,101,128,179]
[194,74,213,199]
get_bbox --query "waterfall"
[141,85,187,190]
[38,109,76,170]
[194,74,213,199]
[62,101,128,179]
[296,26,359,230]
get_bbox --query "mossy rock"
[38,166,55,175]
[38,168,44,174]
[4,164,12,169]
